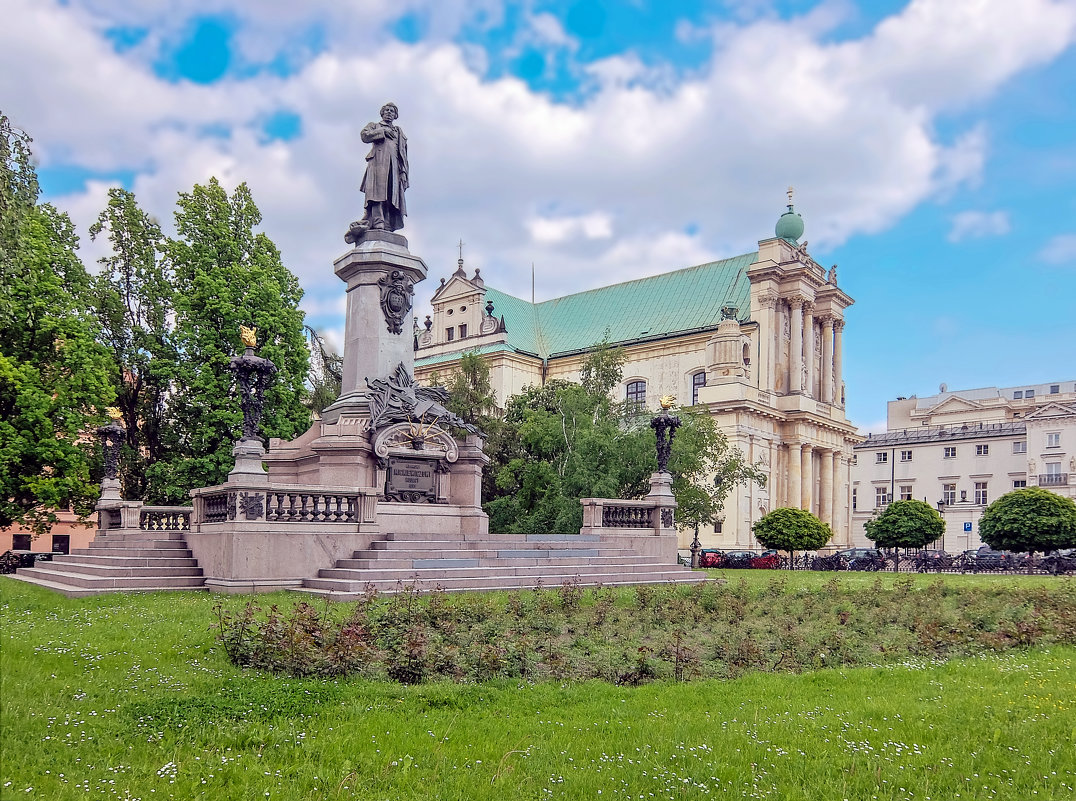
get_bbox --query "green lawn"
[2,574,1074,801]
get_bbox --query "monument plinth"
[323,230,428,421]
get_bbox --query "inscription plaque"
[386,457,437,503]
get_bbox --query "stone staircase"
[9,529,206,598]
[296,531,705,599]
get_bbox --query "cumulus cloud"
[1039,233,1076,265]
[947,210,1011,242]
[4,0,1076,330]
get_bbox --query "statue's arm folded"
[360,123,385,143]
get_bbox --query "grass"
[2,573,1075,800]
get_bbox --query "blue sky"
[4,0,1076,433]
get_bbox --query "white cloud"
[526,212,613,244]
[947,210,1011,242]
[1039,234,1076,265]
[4,0,1076,323]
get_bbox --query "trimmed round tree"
[864,499,944,550]
[979,487,1076,554]
[752,507,832,562]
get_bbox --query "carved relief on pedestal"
[372,421,460,464]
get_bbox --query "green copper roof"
[416,343,517,367]
[484,253,757,359]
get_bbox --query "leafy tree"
[484,345,764,535]
[752,507,832,559]
[864,499,944,550]
[979,487,1076,553]
[578,335,626,399]
[0,113,115,535]
[89,188,173,499]
[145,178,310,502]
[669,408,766,534]
[305,326,342,416]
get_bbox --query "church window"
[691,372,706,405]
[626,381,646,408]
[458,324,467,338]
[445,327,454,341]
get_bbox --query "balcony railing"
[1039,473,1069,486]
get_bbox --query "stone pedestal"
[99,478,122,503]
[324,231,428,421]
[229,439,269,485]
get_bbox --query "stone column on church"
[788,297,803,394]
[803,302,814,398]
[819,447,833,526]
[833,319,845,407]
[759,293,778,393]
[831,450,844,540]
[821,316,834,404]
[800,443,812,511]
[788,442,802,508]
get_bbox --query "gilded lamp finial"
[659,394,676,410]
[239,325,258,348]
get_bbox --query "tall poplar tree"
[0,113,115,535]
[89,188,173,500]
[145,178,310,502]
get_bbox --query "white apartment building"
[850,380,1076,552]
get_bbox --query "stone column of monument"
[324,101,427,421]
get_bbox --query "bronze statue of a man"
[358,101,408,233]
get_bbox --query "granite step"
[317,561,688,581]
[29,560,203,578]
[335,554,659,570]
[300,569,706,597]
[51,554,200,568]
[12,566,206,590]
[75,546,195,558]
[89,538,190,550]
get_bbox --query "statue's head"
[380,102,399,121]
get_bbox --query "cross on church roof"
[786,185,795,208]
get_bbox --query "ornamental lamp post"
[227,326,278,483]
[97,407,126,502]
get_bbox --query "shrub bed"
[215,576,1076,684]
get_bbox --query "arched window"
[691,372,706,405]
[626,380,646,408]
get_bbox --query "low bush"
[213,576,1076,684]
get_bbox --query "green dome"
[775,206,804,242]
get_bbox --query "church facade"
[414,202,863,549]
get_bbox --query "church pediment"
[925,395,984,415]
[1023,401,1076,420]
[431,274,482,303]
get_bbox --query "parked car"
[970,546,1015,570]
[837,547,885,570]
[698,549,725,568]
[912,549,953,571]
[722,550,758,569]
[750,552,781,569]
